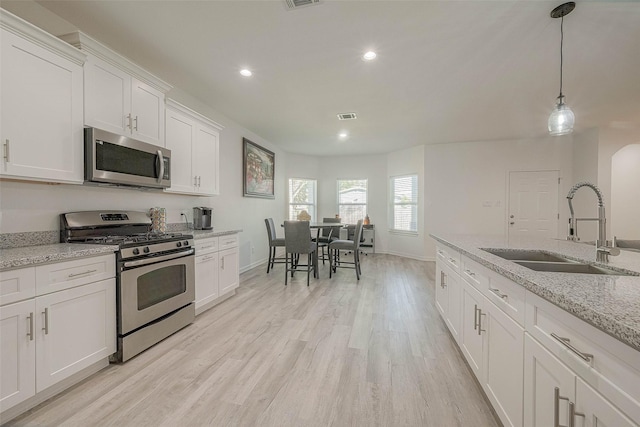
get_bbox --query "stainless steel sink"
[481,248,571,263]
[513,261,636,276]
[481,248,638,276]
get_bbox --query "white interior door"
[508,171,559,239]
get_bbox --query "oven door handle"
[124,249,194,268]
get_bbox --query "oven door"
[119,250,195,335]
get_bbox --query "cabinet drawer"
[526,292,640,422]
[436,245,461,274]
[460,255,490,291]
[484,273,526,326]
[35,254,116,296]
[0,267,36,306]
[196,237,218,254]
[218,234,239,250]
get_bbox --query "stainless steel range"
[60,210,195,362]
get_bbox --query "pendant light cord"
[559,15,564,98]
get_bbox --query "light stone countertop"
[0,243,119,271]
[430,233,640,352]
[191,229,242,239]
[0,230,241,271]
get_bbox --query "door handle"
[27,312,34,341]
[554,387,570,427]
[3,139,9,162]
[569,402,585,427]
[477,309,486,335]
[440,270,446,288]
[126,113,132,130]
[474,304,479,330]
[550,333,594,362]
[156,150,164,183]
[42,308,49,335]
[133,115,138,131]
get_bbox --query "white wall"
[424,136,574,259]
[387,145,426,260]
[611,143,640,239]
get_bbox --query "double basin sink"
[482,248,637,276]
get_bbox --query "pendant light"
[548,2,576,136]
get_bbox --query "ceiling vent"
[284,0,322,10]
[337,112,357,121]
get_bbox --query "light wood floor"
[8,254,499,427]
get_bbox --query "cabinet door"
[575,377,637,427]
[435,264,449,318]
[0,300,36,412]
[195,253,219,312]
[84,56,131,136]
[193,125,219,195]
[524,333,575,427]
[445,268,462,345]
[460,280,485,380]
[165,109,195,194]
[1,29,83,183]
[35,279,115,391]
[218,247,239,295]
[484,301,525,427]
[131,78,164,146]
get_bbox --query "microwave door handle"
[156,150,164,183]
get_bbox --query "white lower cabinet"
[0,254,116,417]
[195,235,239,315]
[459,279,524,427]
[436,244,640,427]
[524,334,637,427]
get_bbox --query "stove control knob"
[133,248,140,255]
[176,241,182,248]
[143,247,150,253]
[183,240,190,246]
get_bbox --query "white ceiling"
[5,1,640,156]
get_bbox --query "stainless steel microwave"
[85,128,171,189]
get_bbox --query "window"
[390,174,418,232]
[337,179,367,224]
[288,178,316,221]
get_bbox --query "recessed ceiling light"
[363,51,377,61]
[338,132,348,139]
[240,69,252,77]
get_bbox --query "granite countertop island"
[430,233,640,352]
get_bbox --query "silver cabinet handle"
[3,139,9,162]
[27,312,34,341]
[133,115,138,131]
[464,269,476,277]
[474,304,479,330]
[440,270,446,288]
[42,308,49,335]
[194,176,198,186]
[477,308,486,335]
[156,150,164,183]
[448,258,456,265]
[198,176,202,187]
[126,113,132,130]
[568,402,585,427]
[201,245,215,250]
[551,333,594,362]
[554,387,570,427]
[68,269,97,278]
[490,288,508,300]
[201,255,215,261]
[221,255,225,269]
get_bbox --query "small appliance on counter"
[193,207,213,230]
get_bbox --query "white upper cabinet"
[165,99,222,196]
[59,31,171,147]
[0,10,85,184]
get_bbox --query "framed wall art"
[243,138,275,198]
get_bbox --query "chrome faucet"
[566,182,617,262]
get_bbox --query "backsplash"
[0,223,192,249]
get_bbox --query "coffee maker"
[193,207,213,230]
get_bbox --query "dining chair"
[264,218,286,273]
[284,220,318,286]
[329,219,364,280]
[313,217,342,264]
